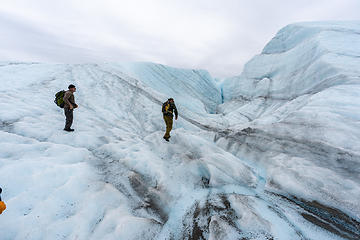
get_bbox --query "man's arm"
[174,105,178,119]
[73,95,78,108]
[63,91,73,109]
[162,103,166,114]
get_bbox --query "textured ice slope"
[0,63,269,240]
[219,22,360,222]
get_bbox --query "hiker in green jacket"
[63,84,78,132]
[162,98,178,141]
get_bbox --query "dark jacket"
[162,101,178,118]
[63,90,77,109]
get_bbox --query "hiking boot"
[163,136,169,142]
[64,128,75,132]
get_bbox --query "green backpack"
[54,90,65,108]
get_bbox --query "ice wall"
[107,62,222,114]
[218,22,360,220]
[222,21,360,101]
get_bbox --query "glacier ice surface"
[1,21,360,240]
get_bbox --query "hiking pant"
[64,108,73,129]
[163,115,173,139]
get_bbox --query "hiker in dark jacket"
[63,84,78,132]
[0,187,6,214]
[162,98,178,141]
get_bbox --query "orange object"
[0,201,6,214]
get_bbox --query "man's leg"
[64,108,74,130]
[168,117,173,137]
[163,116,173,139]
[163,116,169,138]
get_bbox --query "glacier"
[0,21,360,240]
[220,21,360,214]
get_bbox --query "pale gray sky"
[0,0,359,77]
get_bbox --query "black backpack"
[54,90,65,108]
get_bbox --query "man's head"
[68,84,76,92]
[168,98,174,103]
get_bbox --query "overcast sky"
[0,0,359,77]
